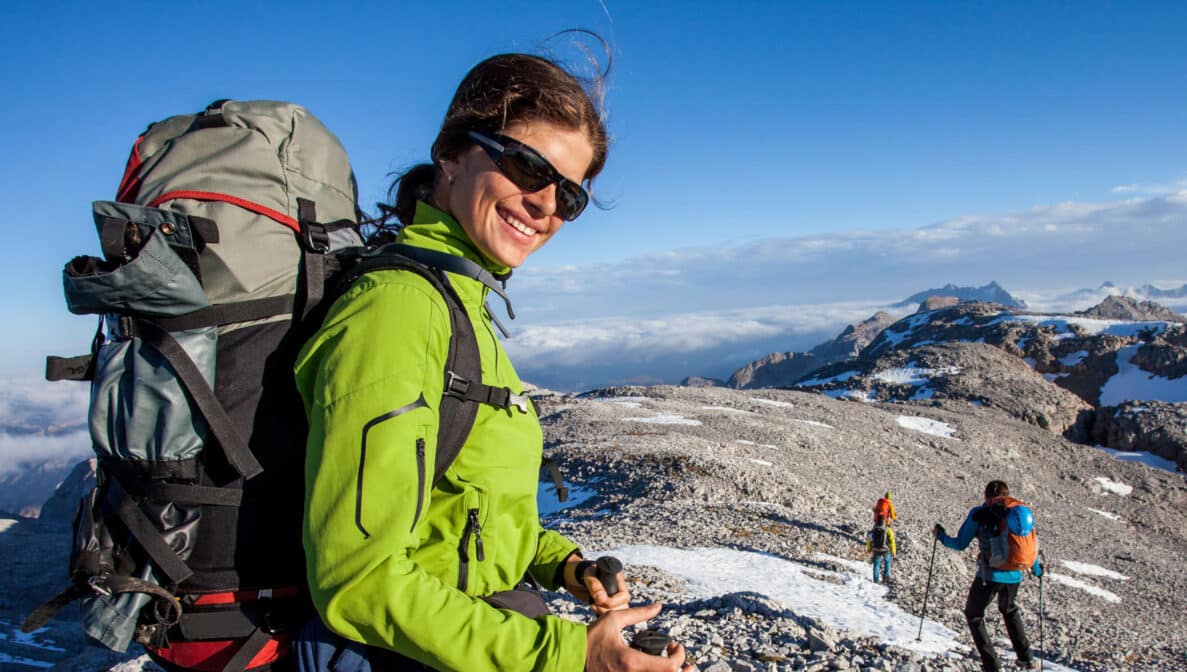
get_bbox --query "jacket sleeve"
[532,529,581,590]
[889,502,897,520]
[296,276,586,672]
[888,528,897,556]
[940,508,979,551]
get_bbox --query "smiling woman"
[294,49,694,672]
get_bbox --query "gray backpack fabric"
[30,100,363,672]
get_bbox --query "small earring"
[447,173,455,185]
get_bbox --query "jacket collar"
[398,201,513,279]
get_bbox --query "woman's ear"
[438,159,459,186]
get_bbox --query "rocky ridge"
[779,300,1187,470]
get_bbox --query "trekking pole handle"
[596,556,624,597]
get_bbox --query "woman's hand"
[586,603,694,672]
[563,555,631,615]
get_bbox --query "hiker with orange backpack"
[933,480,1043,672]
[873,491,897,525]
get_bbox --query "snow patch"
[1045,572,1122,603]
[1087,508,1122,521]
[1059,561,1128,580]
[701,406,756,415]
[1098,344,1187,406]
[623,414,702,426]
[873,365,960,385]
[814,552,874,575]
[797,370,859,386]
[1092,476,1133,496]
[1095,445,1180,473]
[1059,350,1089,366]
[896,416,958,439]
[538,483,598,517]
[748,458,773,466]
[0,519,17,534]
[600,545,960,655]
[751,398,795,408]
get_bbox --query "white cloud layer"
[0,378,90,476]
[506,190,1187,390]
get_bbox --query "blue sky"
[2,1,1186,384]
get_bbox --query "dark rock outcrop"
[1093,401,1187,471]
[1078,295,1187,323]
[728,311,896,388]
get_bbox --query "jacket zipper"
[457,507,484,591]
[409,438,426,533]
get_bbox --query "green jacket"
[295,202,585,671]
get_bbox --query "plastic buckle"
[301,221,330,253]
[507,392,530,414]
[445,371,471,397]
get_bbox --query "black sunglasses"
[467,130,589,221]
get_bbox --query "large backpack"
[23,100,523,672]
[868,523,890,554]
[979,496,1038,572]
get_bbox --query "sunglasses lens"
[556,183,588,220]
[500,148,553,192]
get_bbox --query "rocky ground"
[4,385,1186,671]
[533,385,1187,671]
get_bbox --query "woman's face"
[440,121,594,269]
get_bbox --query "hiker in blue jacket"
[934,480,1043,672]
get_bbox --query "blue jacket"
[940,504,1042,584]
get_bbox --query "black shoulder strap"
[330,245,526,485]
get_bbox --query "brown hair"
[985,480,1009,498]
[372,51,609,238]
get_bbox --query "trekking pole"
[1038,552,1045,671]
[917,534,939,642]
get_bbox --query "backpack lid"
[1007,504,1035,536]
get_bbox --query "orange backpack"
[873,498,892,523]
[983,496,1038,571]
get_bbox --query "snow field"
[1091,476,1132,496]
[599,545,962,656]
[1059,561,1128,581]
[896,415,959,439]
[1086,508,1122,521]
[1044,573,1121,603]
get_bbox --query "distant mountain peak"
[894,281,1026,309]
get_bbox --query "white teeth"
[505,214,535,236]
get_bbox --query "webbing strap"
[386,244,516,320]
[46,354,93,381]
[220,627,272,672]
[134,319,263,480]
[297,198,326,321]
[105,476,194,585]
[151,295,295,331]
[541,457,568,503]
[132,481,244,507]
[444,371,530,413]
[21,576,180,633]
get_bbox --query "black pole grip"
[595,556,623,597]
[630,628,672,656]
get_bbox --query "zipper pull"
[469,508,485,561]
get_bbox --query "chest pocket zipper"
[457,507,484,591]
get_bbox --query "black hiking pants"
[964,578,1032,672]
